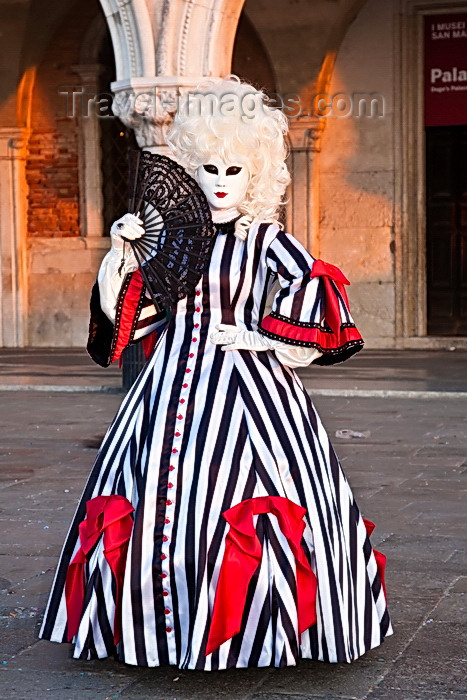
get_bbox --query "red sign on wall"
[424,14,467,127]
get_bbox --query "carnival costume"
[40,78,392,670]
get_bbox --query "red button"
[161,554,166,560]
[166,499,172,506]
[194,323,199,328]
[163,535,168,542]
[189,353,194,358]
[165,608,171,614]
[165,517,170,523]
[168,483,173,488]
[175,431,181,437]
[185,368,191,374]
[166,626,172,633]
[192,338,197,343]
[179,398,185,404]
[196,290,201,296]
[168,466,175,472]
[163,591,168,596]
[172,448,178,454]
[177,414,183,420]
[161,573,167,579]
[183,383,188,388]
[196,307,200,312]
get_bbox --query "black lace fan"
[125,150,215,309]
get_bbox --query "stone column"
[0,127,29,346]
[71,64,105,237]
[286,117,324,255]
[111,77,205,155]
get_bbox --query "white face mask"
[197,157,250,212]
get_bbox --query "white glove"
[110,213,145,252]
[210,323,323,367]
[210,324,280,352]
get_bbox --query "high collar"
[213,215,241,235]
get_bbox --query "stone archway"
[1,0,397,347]
[238,0,370,252]
[98,0,155,79]
[106,1,247,151]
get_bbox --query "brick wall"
[27,126,79,237]
[26,0,102,238]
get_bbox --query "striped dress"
[39,220,392,669]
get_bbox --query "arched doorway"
[232,11,276,93]
[23,0,132,346]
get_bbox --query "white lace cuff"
[273,344,322,368]
[97,246,138,323]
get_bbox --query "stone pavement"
[1,347,467,396]
[0,348,122,391]
[0,349,466,700]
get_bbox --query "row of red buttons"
[163,291,202,637]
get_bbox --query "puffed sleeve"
[98,247,139,323]
[259,231,364,365]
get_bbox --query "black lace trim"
[268,311,356,333]
[214,215,242,235]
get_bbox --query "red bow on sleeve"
[205,496,317,656]
[65,495,134,644]
[310,259,351,336]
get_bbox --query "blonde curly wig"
[166,76,290,237]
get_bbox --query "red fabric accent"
[111,270,145,364]
[310,259,350,336]
[260,315,363,350]
[65,495,134,644]
[311,259,350,288]
[142,330,157,360]
[205,496,317,656]
[364,518,375,536]
[363,518,387,598]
